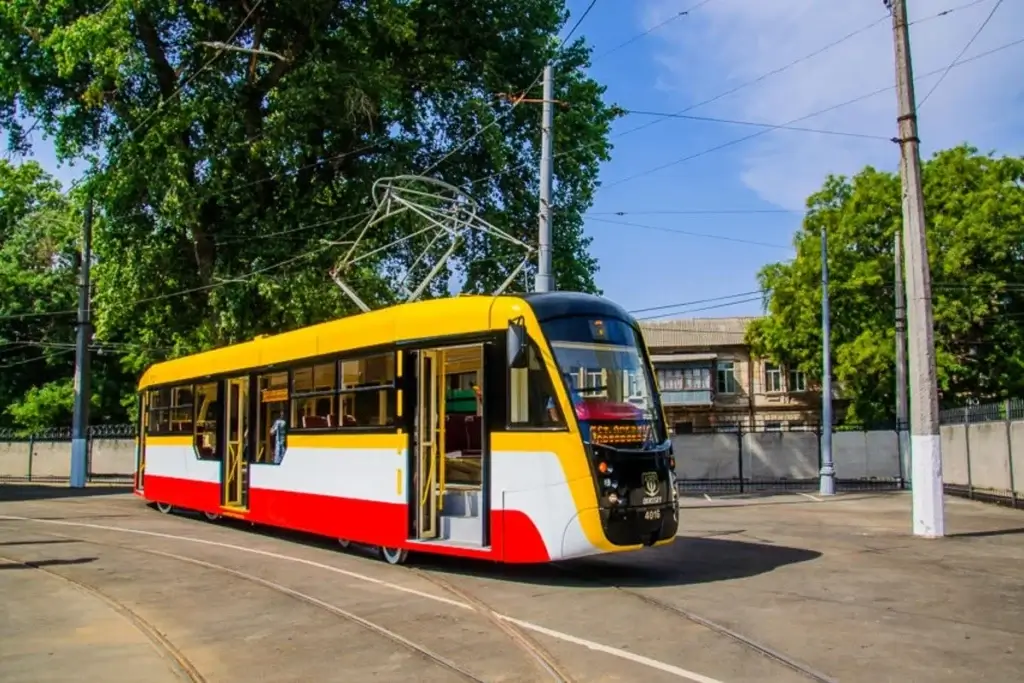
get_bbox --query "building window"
[674,422,693,434]
[658,366,711,391]
[658,368,683,391]
[764,362,782,393]
[765,421,782,432]
[716,361,736,394]
[788,367,807,392]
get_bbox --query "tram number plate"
[644,508,661,521]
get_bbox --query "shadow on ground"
[0,484,134,502]
[0,556,97,569]
[164,508,822,588]
[413,535,823,588]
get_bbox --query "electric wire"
[463,2,1007,190]
[590,0,718,64]
[587,216,791,249]
[620,110,893,141]
[600,35,1024,190]
[917,0,1004,109]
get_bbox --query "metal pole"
[890,0,944,537]
[819,225,835,495]
[894,232,910,486]
[70,189,94,488]
[534,64,555,293]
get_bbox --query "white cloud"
[642,0,1024,210]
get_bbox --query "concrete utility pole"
[70,189,94,488]
[888,0,944,537]
[534,64,555,293]
[819,225,835,496]
[894,231,910,487]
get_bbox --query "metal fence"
[0,423,136,485]
[937,399,1023,508]
[671,422,905,495]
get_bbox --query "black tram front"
[526,293,679,548]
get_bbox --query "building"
[639,316,825,433]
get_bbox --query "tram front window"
[541,316,665,446]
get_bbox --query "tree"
[0,160,130,432]
[747,145,1024,425]
[1,0,618,383]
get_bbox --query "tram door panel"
[222,376,250,510]
[135,392,148,493]
[415,349,446,539]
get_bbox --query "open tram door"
[415,350,443,539]
[222,376,250,511]
[134,392,148,493]
[409,343,490,549]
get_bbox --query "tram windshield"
[541,316,665,446]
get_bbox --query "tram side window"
[509,341,565,428]
[339,353,396,428]
[291,363,336,429]
[257,372,289,463]
[146,385,193,434]
[193,382,220,460]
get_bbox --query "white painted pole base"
[911,434,944,537]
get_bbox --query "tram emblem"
[642,471,660,500]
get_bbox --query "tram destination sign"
[589,421,653,446]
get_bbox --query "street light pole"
[819,225,835,496]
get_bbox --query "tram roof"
[137,291,636,390]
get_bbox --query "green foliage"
[1,0,617,380]
[0,160,131,430]
[0,1,618,427]
[747,145,1024,424]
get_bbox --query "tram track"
[409,567,578,683]
[552,563,836,683]
[4,529,488,683]
[0,551,207,683]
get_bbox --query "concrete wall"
[671,429,902,481]
[1,421,1021,500]
[939,421,1024,498]
[0,438,136,481]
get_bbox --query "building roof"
[638,316,758,350]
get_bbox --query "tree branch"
[132,12,177,99]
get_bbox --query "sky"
[7,0,1024,322]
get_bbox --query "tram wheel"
[155,502,173,514]
[379,546,408,565]
[203,511,221,521]
[337,539,351,549]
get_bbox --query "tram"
[133,291,678,564]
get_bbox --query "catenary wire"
[590,0,717,63]
[619,110,893,141]
[463,2,1002,190]
[587,216,791,249]
[917,0,1004,109]
[599,35,1024,190]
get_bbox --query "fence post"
[27,433,35,482]
[1006,399,1017,508]
[737,428,745,493]
[964,406,973,499]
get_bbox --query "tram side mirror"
[507,319,528,369]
